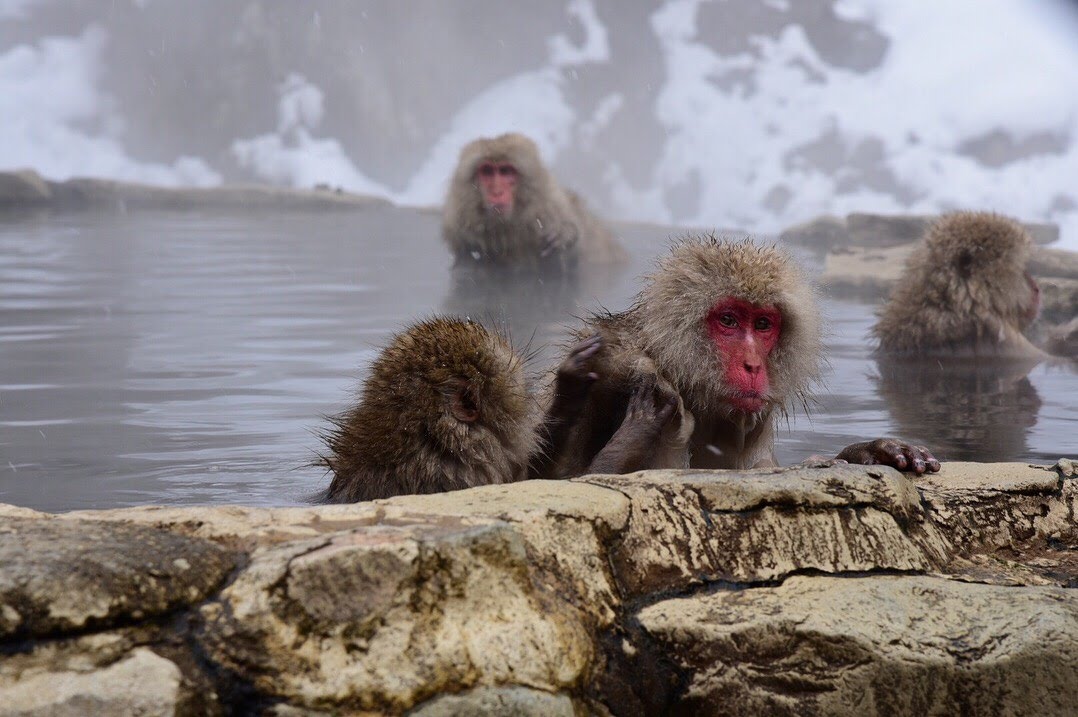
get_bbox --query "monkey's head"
[453,133,547,221]
[875,211,1039,354]
[369,317,538,459]
[925,211,1039,328]
[636,235,823,420]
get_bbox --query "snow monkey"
[441,132,627,270]
[319,317,623,503]
[874,211,1046,358]
[548,235,940,476]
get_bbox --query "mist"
[2,0,1077,247]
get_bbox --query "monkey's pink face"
[705,298,782,413]
[475,162,518,215]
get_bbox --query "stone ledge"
[0,460,1074,715]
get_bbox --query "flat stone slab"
[638,574,1078,717]
[0,518,235,639]
[583,465,943,596]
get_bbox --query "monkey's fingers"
[901,444,940,475]
[655,395,678,427]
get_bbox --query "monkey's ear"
[955,249,974,278]
[450,383,481,423]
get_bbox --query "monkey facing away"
[548,235,940,477]
[441,133,627,270]
[319,317,622,503]
[873,211,1046,358]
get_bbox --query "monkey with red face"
[442,133,627,270]
[548,235,940,477]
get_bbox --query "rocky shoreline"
[2,460,1076,715]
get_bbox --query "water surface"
[1,208,1074,511]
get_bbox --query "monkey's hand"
[549,333,603,419]
[588,376,678,475]
[539,226,579,258]
[834,438,940,475]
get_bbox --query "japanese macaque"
[441,133,627,270]
[874,211,1046,358]
[548,235,940,476]
[318,317,611,503]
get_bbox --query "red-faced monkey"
[442,133,627,270]
[549,235,940,476]
[319,317,612,502]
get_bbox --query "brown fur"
[442,132,627,266]
[874,211,1044,357]
[320,317,540,503]
[552,235,824,474]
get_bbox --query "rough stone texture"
[198,517,594,713]
[638,575,1078,717]
[1,461,1076,715]
[586,465,943,596]
[1039,277,1078,325]
[0,647,183,717]
[0,517,236,639]
[407,686,579,716]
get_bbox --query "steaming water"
[1,208,1074,512]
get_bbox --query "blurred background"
[3,0,1077,247]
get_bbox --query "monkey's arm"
[528,334,603,480]
[834,438,940,475]
[587,376,678,475]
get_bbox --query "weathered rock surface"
[0,517,236,639]
[1,461,1075,715]
[638,575,1078,717]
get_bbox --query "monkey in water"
[547,235,940,476]
[318,317,644,502]
[873,211,1047,358]
[441,132,627,270]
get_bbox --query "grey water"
[1,208,1075,512]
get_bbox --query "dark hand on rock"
[588,375,678,474]
[835,438,940,475]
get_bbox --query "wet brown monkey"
[548,235,940,477]
[874,211,1046,358]
[441,132,627,270]
[318,317,613,503]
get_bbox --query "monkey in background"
[873,211,1047,358]
[547,235,939,477]
[441,133,627,270]
[318,317,655,503]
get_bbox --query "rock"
[0,647,183,717]
[1028,246,1078,279]
[1038,277,1078,325]
[44,177,390,212]
[0,517,235,639]
[782,212,1060,255]
[584,465,945,597]
[198,516,593,712]
[777,215,848,252]
[408,686,579,716]
[638,575,1078,717]
[0,170,51,205]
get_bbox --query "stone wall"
[1,460,1076,715]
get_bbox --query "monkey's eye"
[477,163,496,178]
[498,165,517,177]
[718,313,737,328]
[754,317,772,331]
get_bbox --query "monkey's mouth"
[729,391,767,413]
[485,201,513,215]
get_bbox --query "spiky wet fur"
[874,211,1042,357]
[551,235,823,474]
[320,317,540,503]
[441,132,626,266]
